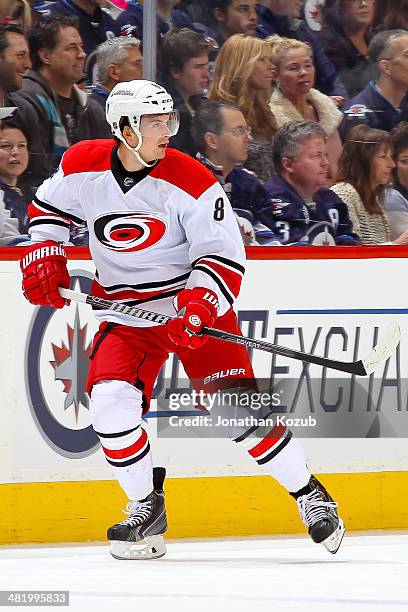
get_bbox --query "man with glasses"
[341,29,408,139]
[19,80,345,559]
[191,99,281,245]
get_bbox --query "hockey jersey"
[195,154,281,245]
[28,140,246,326]
[262,175,360,245]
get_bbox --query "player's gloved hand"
[167,287,219,349]
[20,240,70,308]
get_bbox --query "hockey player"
[263,120,361,246]
[19,80,344,559]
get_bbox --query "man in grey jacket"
[19,14,111,179]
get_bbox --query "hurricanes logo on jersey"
[94,211,167,252]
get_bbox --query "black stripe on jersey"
[99,272,190,293]
[232,411,276,443]
[94,425,140,438]
[256,431,293,465]
[29,218,70,229]
[33,195,84,225]
[105,443,151,467]
[193,265,234,305]
[91,288,181,310]
[192,254,245,275]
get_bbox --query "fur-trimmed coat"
[269,87,344,180]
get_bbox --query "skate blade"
[110,535,166,560]
[322,518,345,554]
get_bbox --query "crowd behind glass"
[0,0,407,247]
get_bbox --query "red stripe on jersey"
[198,259,243,298]
[61,139,115,177]
[150,148,216,199]
[102,428,148,460]
[248,424,287,459]
[91,279,180,302]
[28,202,71,223]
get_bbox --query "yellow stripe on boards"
[1,472,408,544]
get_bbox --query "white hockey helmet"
[106,80,179,167]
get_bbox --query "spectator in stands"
[0,105,23,244]
[318,0,376,97]
[384,123,408,240]
[36,0,116,55]
[331,124,408,244]
[174,1,213,32]
[159,28,210,155]
[0,124,29,233]
[256,0,347,102]
[191,99,281,245]
[0,190,20,243]
[263,120,359,245]
[207,0,257,47]
[0,0,32,30]
[340,30,408,139]
[90,36,142,109]
[115,0,197,42]
[0,23,48,196]
[20,15,111,177]
[373,0,408,32]
[268,37,343,180]
[209,34,276,181]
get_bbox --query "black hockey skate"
[291,476,345,554]
[108,467,167,560]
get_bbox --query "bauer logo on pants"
[25,271,100,458]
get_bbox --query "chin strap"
[121,129,156,168]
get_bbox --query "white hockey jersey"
[28,140,246,327]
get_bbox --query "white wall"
[1,253,407,484]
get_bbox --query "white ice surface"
[0,533,407,612]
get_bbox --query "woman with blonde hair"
[268,35,343,181]
[208,33,277,181]
[0,0,31,29]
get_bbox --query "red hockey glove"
[167,287,219,349]
[20,241,70,308]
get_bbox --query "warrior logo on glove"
[20,240,70,309]
[21,244,66,268]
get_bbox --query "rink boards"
[1,245,408,543]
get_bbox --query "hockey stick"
[59,288,400,376]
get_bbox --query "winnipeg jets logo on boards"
[94,211,167,252]
[25,272,100,457]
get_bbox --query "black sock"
[290,477,313,499]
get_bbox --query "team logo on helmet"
[94,211,167,252]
